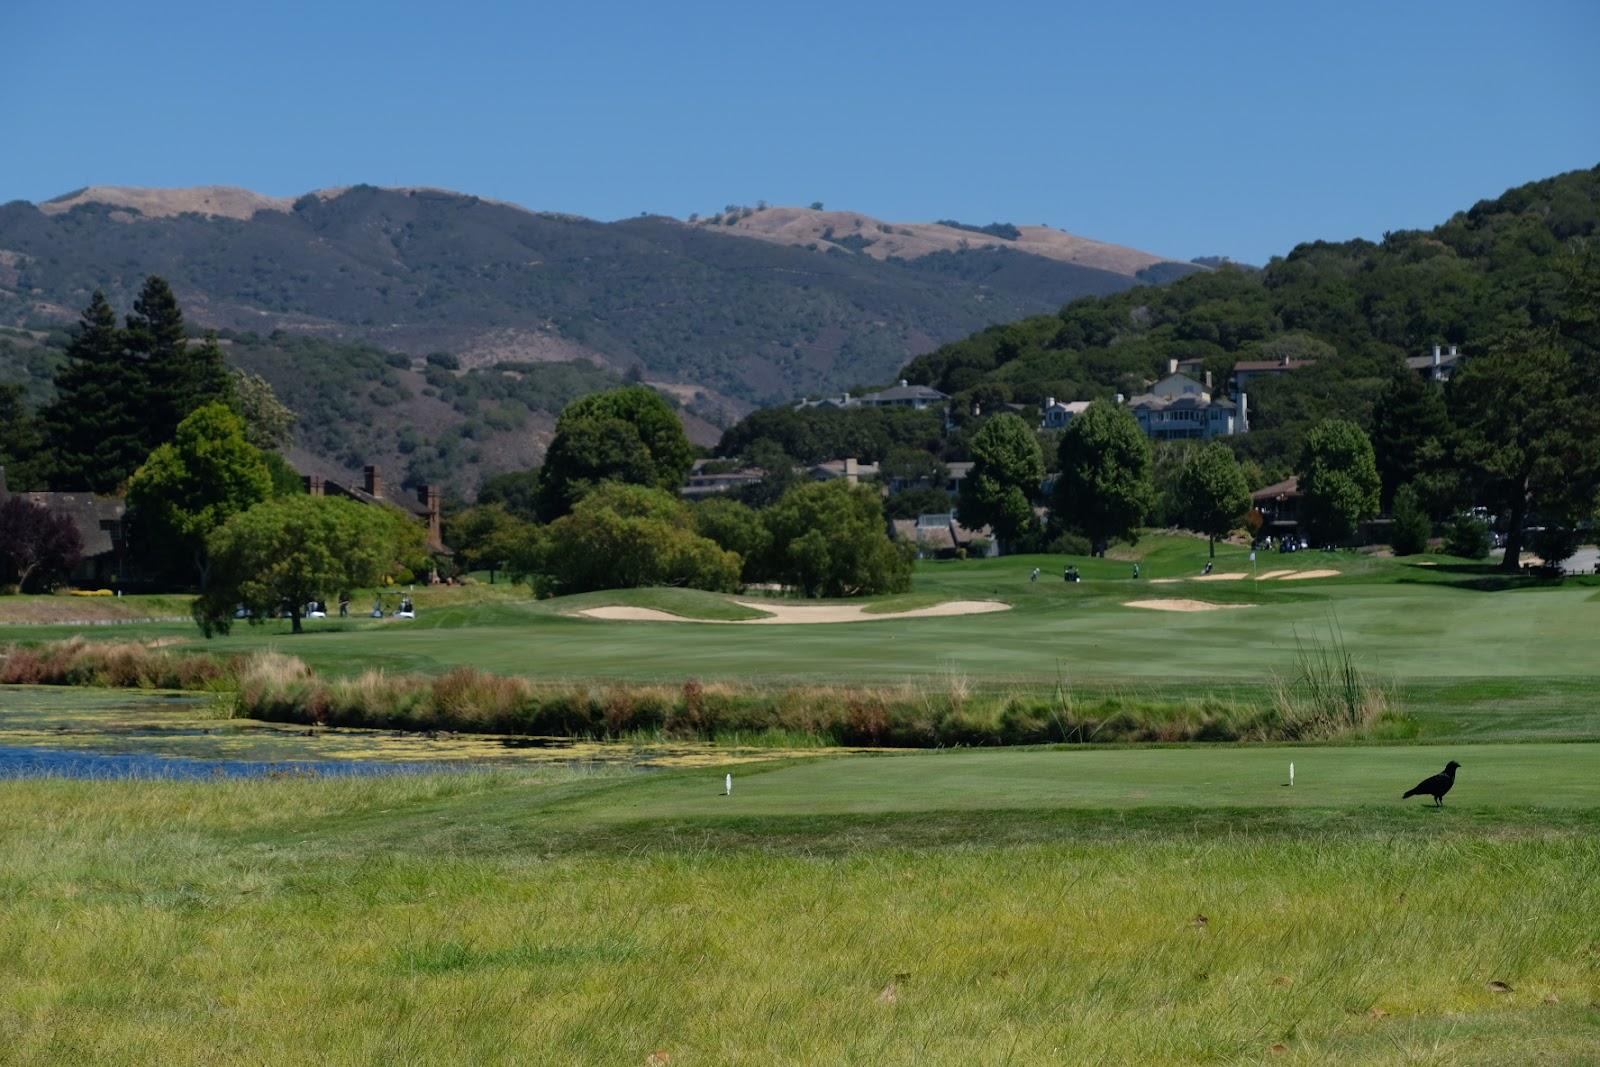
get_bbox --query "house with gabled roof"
[1232,355,1316,392]
[0,465,127,584]
[857,380,948,410]
[1406,344,1464,382]
[1126,374,1246,441]
[301,464,444,550]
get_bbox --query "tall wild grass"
[2,637,1400,746]
[1270,623,1393,739]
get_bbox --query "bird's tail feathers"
[1402,787,1420,798]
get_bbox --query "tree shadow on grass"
[1394,562,1575,593]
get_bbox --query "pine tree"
[1370,366,1452,510]
[40,291,150,491]
[0,384,48,490]
[126,276,194,445]
[180,331,238,420]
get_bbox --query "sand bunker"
[577,600,1010,625]
[1123,599,1252,613]
[1148,568,1344,583]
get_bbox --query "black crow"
[1403,760,1461,807]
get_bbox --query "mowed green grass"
[563,743,1598,821]
[6,538,1593,689]
[2,746,1597,1064]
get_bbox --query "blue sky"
[2,0,1594,263]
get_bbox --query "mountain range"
[0,185,1197,418]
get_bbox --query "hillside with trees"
[0,186,1194,414]
[894,165,1600,470]
[711,168,1599,569]
[0,311,625,496]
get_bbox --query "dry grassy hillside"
[694,206,1181,276]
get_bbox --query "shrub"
[1046,530,1091,556]
[1529,526,1583,568]
[1443,514,1491,559]
[1388,483,1432,556]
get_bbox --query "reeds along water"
[2,638,1403,747]
[0,637,229,690]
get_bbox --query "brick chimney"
[418,485,442,547]
[363,464,383,499]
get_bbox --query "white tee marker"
[1289,762,1295,787]
[724,773,733,796]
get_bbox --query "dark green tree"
[126,403,275,586]
[693,497,771,581]
[477,468,542,522]
[41,291,149,491]
[885,487,956,520]
[0,384,47,490]
[444,502,535,582]
[1370,365,1453,510]
[1173,441,1251,556]
[957,414,1045,553]
[1053,401,1154,554]
[536,416,655,518]
[1296,420,1381,545]
[193,496,429,635]
[761,481,912,597]
[128,279,235,443]
[1388,483,1432,556]
[879,446,948,490]
[1449,337,1600,570]
[536,387,694,518]
[1442,513,1490,560]
[731,440,803,508]
[260,451,306,497]
[513,483,740,597]
[1529,525,1583,569]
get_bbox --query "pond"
[0,686,838,778]
[0,744,442,780]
